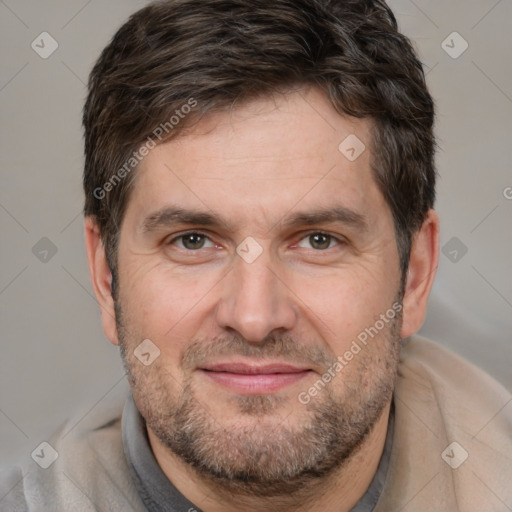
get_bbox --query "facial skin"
[85,87,439,512]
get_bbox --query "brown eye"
[182,234,205,249]
[171,233,213,250]
[307,233,334,250]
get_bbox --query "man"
[1,0,511,510]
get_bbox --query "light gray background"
[1,0,511,469]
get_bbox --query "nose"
[215,249,297,343]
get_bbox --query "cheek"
[292,268,397,349]
[120,262,220,352]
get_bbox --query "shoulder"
[398,335,511,419]
[0,465,26,512]
[378,335,512,511]
[0,383,145,512]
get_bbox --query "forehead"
[168,88,372,176]
[125,87,389,232]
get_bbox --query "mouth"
[198,361,313,394]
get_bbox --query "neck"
[147,401,392,512]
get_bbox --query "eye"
[170,232,215,250]
[297,232,340,250]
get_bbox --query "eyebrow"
[140,205,368,234]
[141,206,227,233]
[280,207,368,232]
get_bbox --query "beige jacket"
[1,336,511,511]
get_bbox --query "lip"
[198,361,312,394]
[202,362,309,374]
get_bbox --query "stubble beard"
[116,300,402,498]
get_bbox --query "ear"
[401,209,439,338]
[84,216,119,346]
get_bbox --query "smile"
[199,362,313,394]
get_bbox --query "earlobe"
[84,216,119,345]
[400,209,439,338]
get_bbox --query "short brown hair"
[83,0,436,296]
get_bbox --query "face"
[113,88,403,495]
